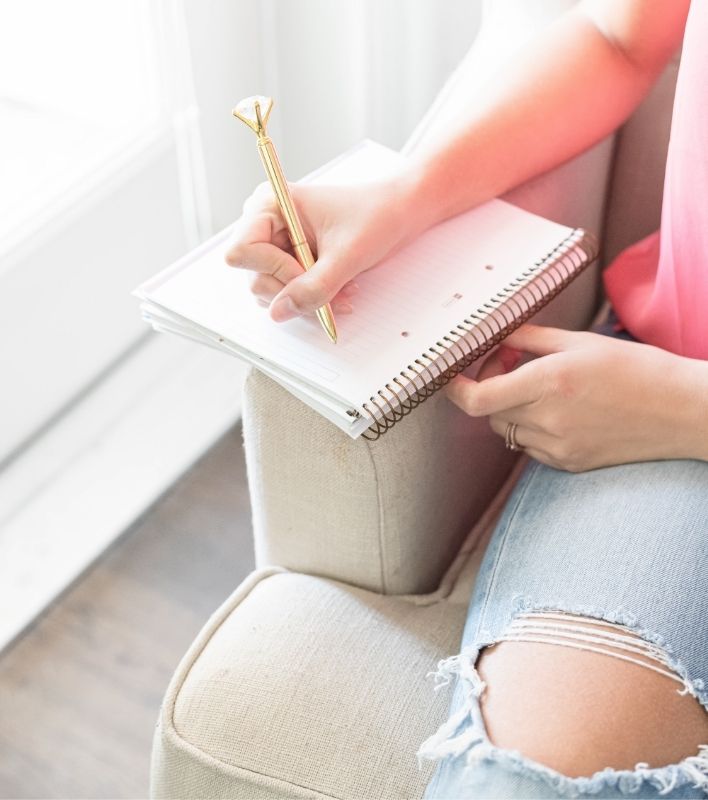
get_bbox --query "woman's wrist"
[389,162,436,239]
[389,156,490,245]
[375,163,436,251]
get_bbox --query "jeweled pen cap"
[232,95,273,137]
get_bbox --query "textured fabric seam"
[165,567,285,728]
[365,437,388,595]
[161,567,344,799]
[159,737,340,800]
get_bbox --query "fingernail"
[333,301,353,314]
[341,282,360,296]
[270,295,299,321]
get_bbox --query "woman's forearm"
[399,1,688,234]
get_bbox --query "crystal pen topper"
[232,96,338,344]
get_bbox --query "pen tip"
[316,306,338,344]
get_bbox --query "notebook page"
[141,140,573,415]
[148,314,370,435]
[329,198,573,409]
[142,304,360,423]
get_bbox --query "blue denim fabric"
[419,316,708,799]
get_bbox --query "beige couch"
[150,3,679,797]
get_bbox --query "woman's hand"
[224,173,419,322]
[445,324,708,472]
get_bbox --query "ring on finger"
[504,422,523,452]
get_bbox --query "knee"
[475,619,708,778]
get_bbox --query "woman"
[226,1,708,797]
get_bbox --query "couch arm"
[242,368,517,596]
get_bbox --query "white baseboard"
[0,335,248,652]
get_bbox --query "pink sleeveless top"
[603,0,708,360]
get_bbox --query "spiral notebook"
[135,140,597,439]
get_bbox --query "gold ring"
[505,422,521,451]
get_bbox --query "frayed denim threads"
[418,605,708,798]
[418,456,708,799]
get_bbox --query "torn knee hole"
[419,606,708,795]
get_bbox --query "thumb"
[503,323,578,356]
[270,256,348,321]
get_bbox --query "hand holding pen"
[231,96,337,342]
[225,96,418,341]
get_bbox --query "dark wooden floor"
[0,425,255,800]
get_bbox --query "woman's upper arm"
[578,0,690,77]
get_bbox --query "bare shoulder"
[578,0,690,74]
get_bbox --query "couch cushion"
[150,462,520,800]
[154,558,492,796]
[152,569,466,799]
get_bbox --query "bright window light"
[0,0,163,245]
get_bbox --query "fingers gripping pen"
[232,95,338,344]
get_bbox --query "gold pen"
[232,95,338,344]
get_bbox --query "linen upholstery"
[242,366,516,596]
[151,1,679,797]
[151,464,520,800]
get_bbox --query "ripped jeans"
[418,456,708,799]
